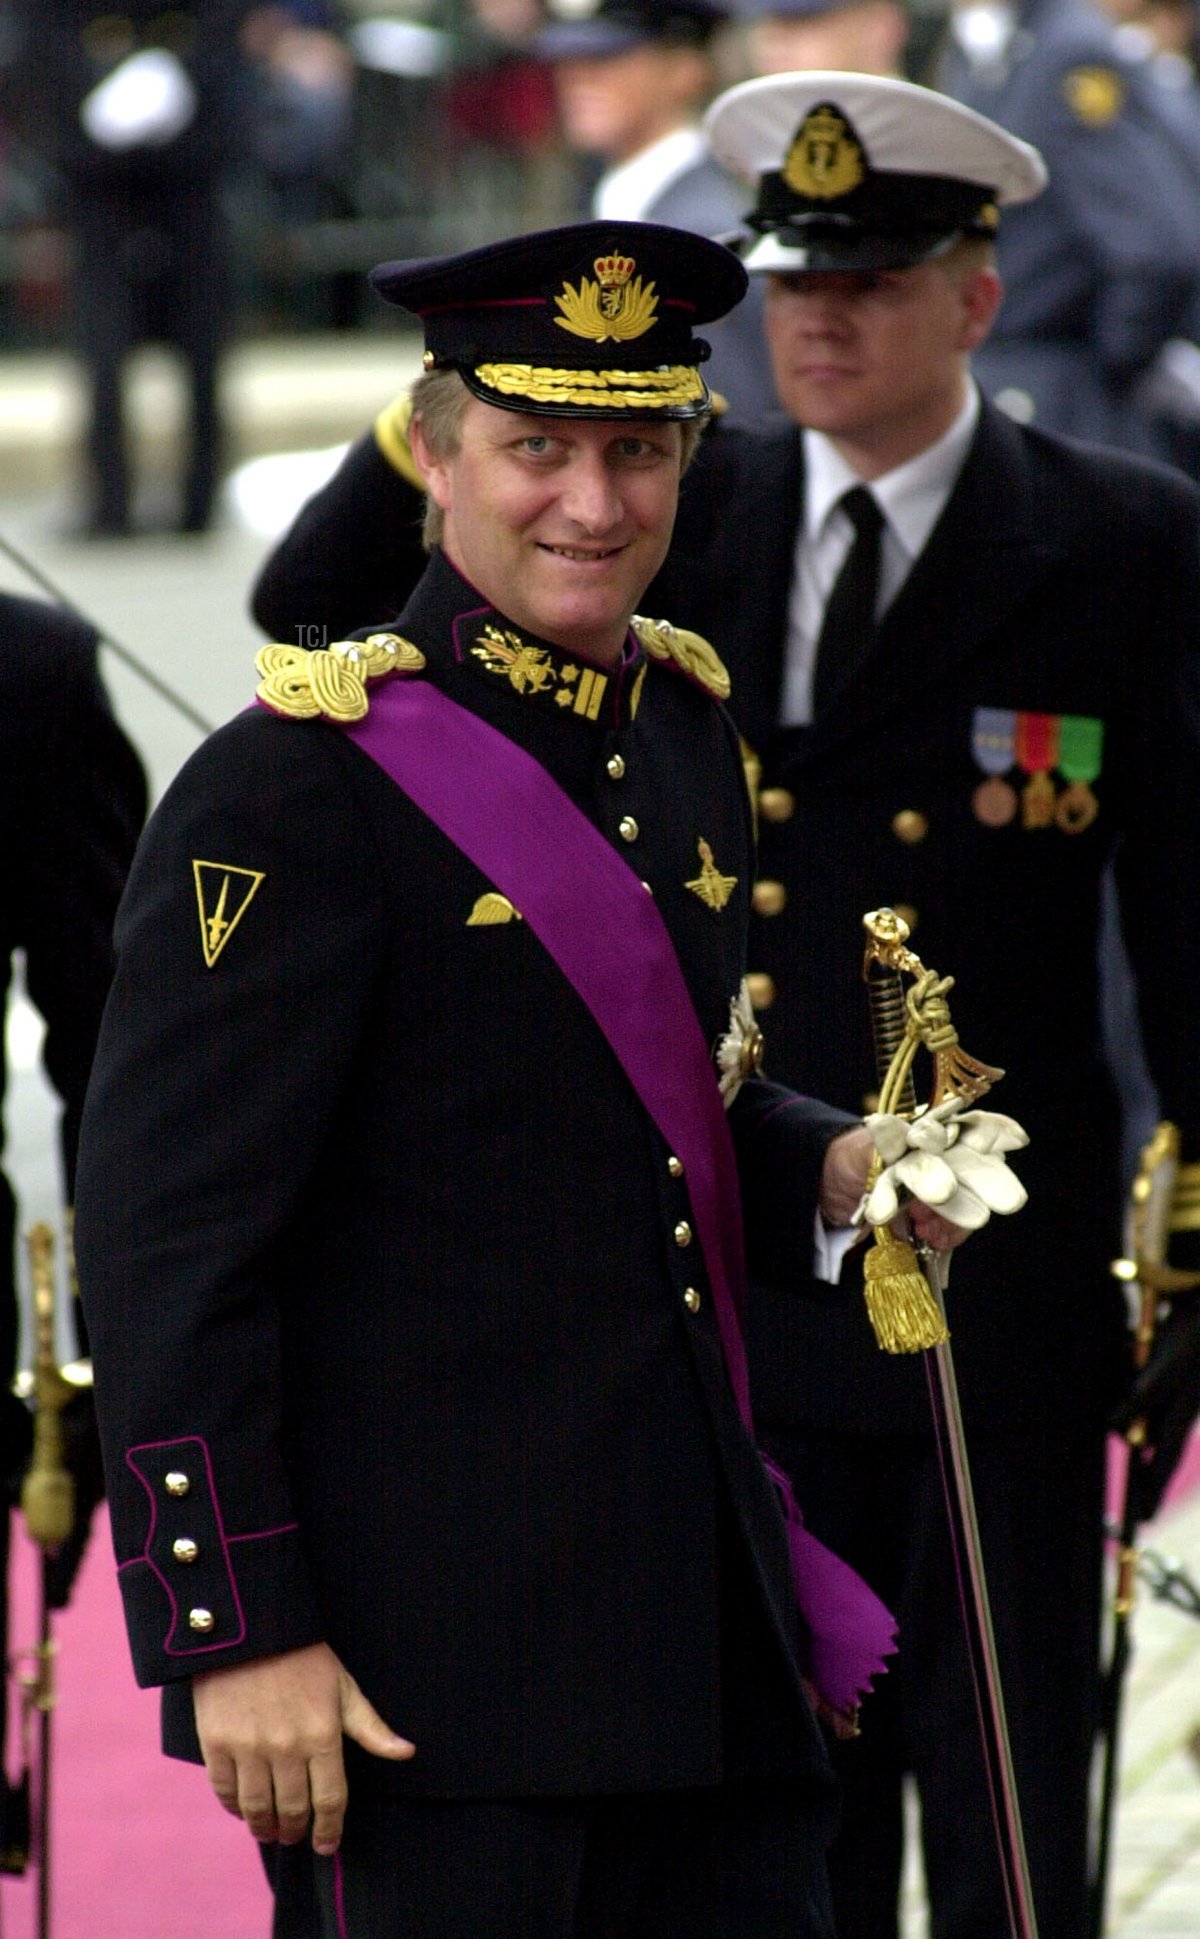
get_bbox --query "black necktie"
[812,486,884,716]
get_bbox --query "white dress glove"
[855,1098,1029,1232]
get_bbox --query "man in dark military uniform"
[73,220,986,1938]
[0,590,145,1856]
[245,73,1200,1939]
[937,0,1200,453]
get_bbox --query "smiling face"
[410,399,685,666]
[762,248,1002,477]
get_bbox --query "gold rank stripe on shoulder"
[373,392,427,490]
[255,634,425,723]
[1172,1162,1200,1233]
[466,893,523,926]
[632,616,731,701]
[193,862,265,968]
[685,839,737,911]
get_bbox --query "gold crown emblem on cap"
[555,252,659,343]
[594,253,635,288]
[783,105,866,202]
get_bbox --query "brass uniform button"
[892,810,929,845]
[683,1288,701,1313]
[893,903,919,933]
[618,816,639,843]
[667,1156,684,1178]
[188,1608,215,1633]
[164,1472,190,1497]
[744,972,776,1010]
[674,1221,693,1247]
[606,754,626,780]
[751,879,787,917]
[173,1538,199,1565]
[758,788,795,824]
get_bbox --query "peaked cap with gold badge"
[704,71,1047,274]
[369,220,748,419]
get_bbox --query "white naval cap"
[704,71,1047,274]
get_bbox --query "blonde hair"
[409,368,706,549]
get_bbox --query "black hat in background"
[535,0,729,62]
[371,220,748,419]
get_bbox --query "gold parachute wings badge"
[555,253,659,344]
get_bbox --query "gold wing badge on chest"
[685,839,737,911]
[193,861,265,968]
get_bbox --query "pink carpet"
[1,1506,270,1939]
[0,1431,1196,1938]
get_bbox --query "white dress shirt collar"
[803,382,981,564]
[593,126,709,221]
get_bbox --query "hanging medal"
[970,708,1018,826]
[1055,715,1103,833]
[1015,712,1059,828]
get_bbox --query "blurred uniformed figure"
[9,2,251,535]
[534,0,778,416]
[936,0,1200,452]
[247,72,1200,1939]
[0,592,145,1860]
[735,0,911,76]
[72,219,955,1939]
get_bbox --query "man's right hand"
[193,1640,414,1855]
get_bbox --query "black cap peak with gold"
[705,73,1046,273]
[370,221,748,418]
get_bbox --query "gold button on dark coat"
[173,1537,199,1564]
[674,1221,692,1246]
[892,810,929,844]
[618,816,639,843]
[606,754,625,779]
[683,1288,701,1313]
[188,1607,215,1633]
[667,1156,684,1177]
[164,1472,190,1497]
[752,879,787,917]
[744,972,776,1010]
[758,788,795,823]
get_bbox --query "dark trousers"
[71,178,228,531]
[761,1418,1106,1939]
[265,1780,837,1939]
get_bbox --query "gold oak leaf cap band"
[368,220,747,419]
[704,71,1046,275]
[193,862,265,969]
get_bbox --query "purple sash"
[338,675,896,1714]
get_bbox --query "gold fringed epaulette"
[255,633,426,724]
[632,615,731,702]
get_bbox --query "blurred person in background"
[8,1,252,536]
[737,0,910,77]
[536,0,778,416]
[241,3,355,226]
[935,0,1200,454]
